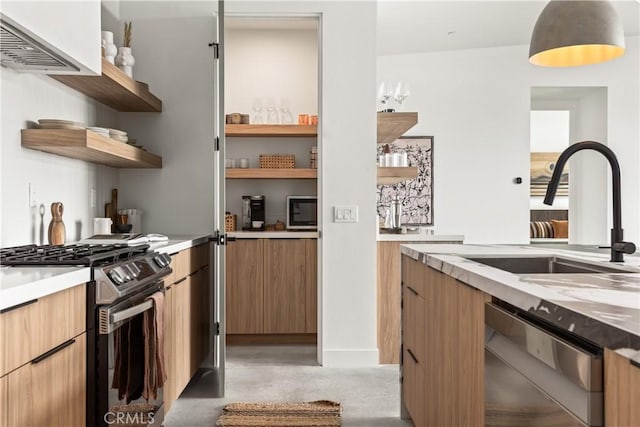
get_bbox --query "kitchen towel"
[142,291,166,400]
[111,315,145,403]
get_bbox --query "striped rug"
[215,400,341,427]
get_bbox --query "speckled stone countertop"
[400,243,640,363]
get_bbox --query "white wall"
[530,111,569,152]
[0,69,119,246]
[378,36,640,245]
[225,27,318,117]
[115,16,216,235]
[227,1,379,366]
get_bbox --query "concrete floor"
[164,345,413,426]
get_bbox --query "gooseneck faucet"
[544,141,636,263]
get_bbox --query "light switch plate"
[334,205,358,223]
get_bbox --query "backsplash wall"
[0,68,119,246]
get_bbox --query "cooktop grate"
[0,244,150,267]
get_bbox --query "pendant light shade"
[529,0,625,67]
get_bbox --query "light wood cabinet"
[377,239,462,364]
[0,284,85,377]
[226,238,317,340]
[264,239,307,333]
[605,348,640,426]
[0,333,86,427]
[163,243,211,414]
[226,239,264,334]
[401,255,487,427]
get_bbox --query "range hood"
[0,12,80,73]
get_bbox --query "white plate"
[38,119,76,125]
[108,128,127,136]
[87,126,109,133]
[38,123,84,130]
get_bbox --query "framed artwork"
[530,152,568,197]
[377,136,434,225]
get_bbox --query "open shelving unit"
[377,166,419,185]
[226,168,316,179]
[50,59,162,112]
[225,124,317,137]
[377,112,419,185]
[21,129,162,168]
[377,112,418,145]
[21,59,165,168]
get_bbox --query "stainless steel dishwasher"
[485,302,603,427]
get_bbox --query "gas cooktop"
[0,243,150,267]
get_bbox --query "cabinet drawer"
[1,332,86,427]
[191,243,210,273]
[0,284,85,377]
[402,256,428,297]
[402,285,425,362]
[403,347,425,427]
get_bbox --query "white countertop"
[0,267,91,311]
[0,235,210,311]
[228,231,319,239]
[400,243,640,355]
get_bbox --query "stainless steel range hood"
[0,12,80,72]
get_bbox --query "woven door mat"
[216,400,341,427]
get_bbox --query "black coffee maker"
[246,195,265,231]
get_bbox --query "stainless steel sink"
[464,256,637,274]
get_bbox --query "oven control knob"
[128,263,141,277]
[109,269,125,285]
[120,264,134,281]
[154,255,168,268]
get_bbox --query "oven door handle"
[111,299,154,325]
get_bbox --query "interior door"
[211,0,226,396]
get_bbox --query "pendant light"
[529,0,625,67]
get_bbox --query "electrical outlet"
[28,183,36,207]
[334,205,358,223]
[90,188,97,208]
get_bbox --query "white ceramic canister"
[93,217,112,235]
[101,31,117,64]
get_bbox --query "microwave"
[286,196,317,230]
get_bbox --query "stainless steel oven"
[485,302,603,427]
[96,282,165,426]
[91,250,172,427]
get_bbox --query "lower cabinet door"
[403,347,425,427]
[1,332,86,427]
[264,239,307,333]
[163,285,176,414]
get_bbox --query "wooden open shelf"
[377,166,418,185]
[226,168,317,179]
[377,112,418,145]
[50,59,162,112]
[21,129,162,168]
[226,124,317,137]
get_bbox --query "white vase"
[101,31,117,64]
[115,47,135,78]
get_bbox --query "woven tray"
[259,154,295,169]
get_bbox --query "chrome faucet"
[543,141,636,263]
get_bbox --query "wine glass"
[266,105,280,124]
[377,82,393,112]
[251,98,265,124]
[279,98,294,124]
[393,82,410,111]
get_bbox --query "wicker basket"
[225,213,236,232]
[259,154,295,169]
